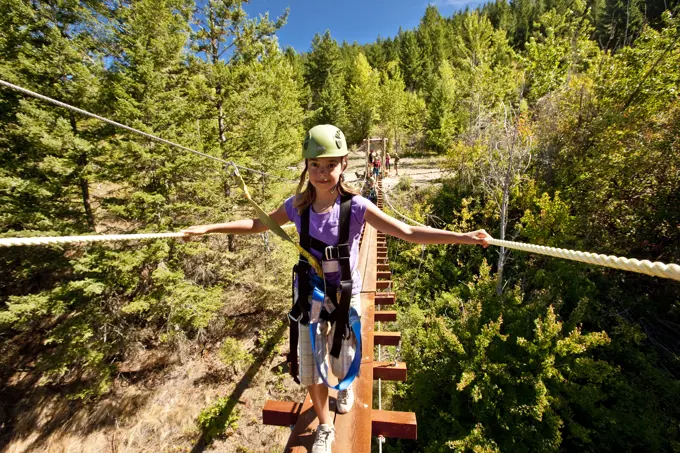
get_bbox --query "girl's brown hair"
[293,158,359,214]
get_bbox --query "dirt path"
[344,149,449,191]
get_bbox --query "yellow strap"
[231,167,324,277]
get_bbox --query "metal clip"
[288,311,303,322]
[324,246,338,261]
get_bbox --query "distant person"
[385,153,391,176]
[363,176,377,204]
[183,124,492,453]
[373,156,380,179]
[394,154,400,176]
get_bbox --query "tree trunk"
[216,87,226,144]
[496,179,510,296]
[70,113,95,230]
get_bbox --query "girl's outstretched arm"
[182,203,289,236]
[364,203,491,247]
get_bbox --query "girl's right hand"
[466,229,492,248]
[181,225,210,241]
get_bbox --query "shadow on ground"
[190,321,288,453]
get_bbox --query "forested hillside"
[1,0,679,451]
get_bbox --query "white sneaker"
[312,423,335,453]
[336,386,354,414]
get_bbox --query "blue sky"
[243,0,486,53]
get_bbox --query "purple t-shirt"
[285,195,370,295]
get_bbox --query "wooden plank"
[285,394,319,452]
[375,332,401,346]
[377,271,391,280]
[376,280,392,290]
[373,362,407,381]
[374,310,397,322]
[333,293,375,453]
[377,264,390,272]
[372,410,417,440]
[374,293,395,305]
[359,223,377,293]
[263,400,302,426]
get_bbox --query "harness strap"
[288,267,301,384]
[287,207,313,383]
[330,195,354,358]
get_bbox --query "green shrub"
[219,337,253,373]
[196,396,240,444]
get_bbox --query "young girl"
[183,125,491,453]
[372,155,381,179]
[385,152,391,176]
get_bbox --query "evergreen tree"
[305,30,342,109]
[315,70,348,130]
[451,11,519,134]
[417,5,448,85]
[399,29,425,92]
[598,0,646,49]
[0,0,106,234]
[379,63,407,154]
[523,3,600,102]
[192,0,288,145]
[426,62,460,153]
[346,53,381,143]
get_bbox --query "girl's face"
[307,157,346,191]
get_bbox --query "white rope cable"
[0,79,291,180]
[488,238,680,282]
[0,224,297,248]
[0,232,185,247]
[376,184,427,227]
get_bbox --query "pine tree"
[192,0,288,146]
[346,53,381,143]
[379,64,407,154]
[0,0,106,234]
[426,62,460,153]
[305,30,342,109]
[315,71,348,130]
[417,5,448,86]
[399,29,425,92]
[523,4,600,102]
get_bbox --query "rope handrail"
[0,79,293,181]
[376,184,428,227]
[488,238,680,282]
[0,224,297,248]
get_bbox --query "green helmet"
[302,124,348,159]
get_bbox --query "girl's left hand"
[467,229,492,248]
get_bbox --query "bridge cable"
[0,79,292,181]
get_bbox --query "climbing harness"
[287,194,362,388]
